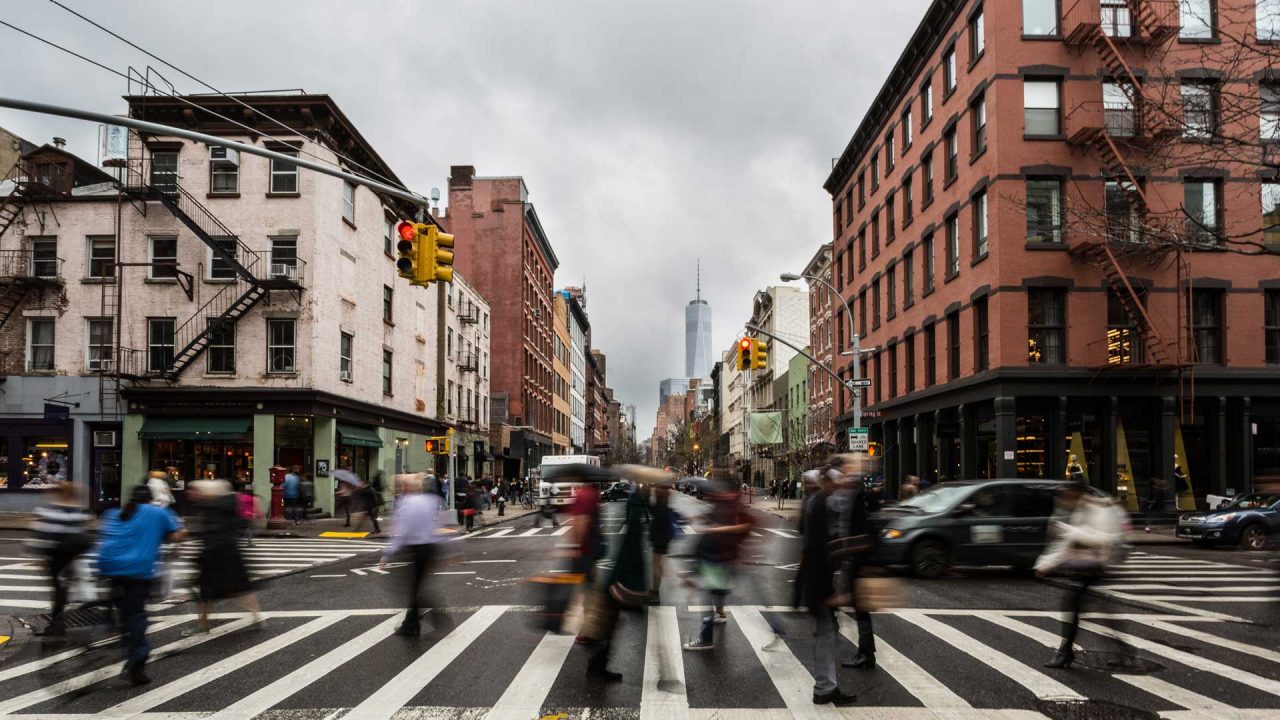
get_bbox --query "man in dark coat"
[794,467,856,707]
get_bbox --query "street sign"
[847,427,869,451]
[847,379,872,388]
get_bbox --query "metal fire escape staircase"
[0,168,63,382]
[1059,0,1177,368]
[118,160,303,380]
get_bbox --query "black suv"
[874,479,1109,578]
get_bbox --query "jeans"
[811,607,839,695]
[45,551,75,630]
[110,576,153,668]
[697,588,728,644]
[284,496,300,523]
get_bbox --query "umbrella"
[333,469,361,487]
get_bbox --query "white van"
[537,455,603,507]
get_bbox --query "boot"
[1044,648,1075,669]
[586,644,622,682]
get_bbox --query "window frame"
[1022,0,1061,36]
[923,233,936,293]
[206,318,236,374]
[383,284,394,324]
[944,44,958,96]
[902,174,914,224]
[1261,83,1280,141]
[973,189,989,258]
[267,318,297,374]
[902,109,913,149]
[1178,0,1217,40]
[86,318,112,372]
[945,127,959,182]
[150,151,179,193]
[1266,290,1280,364]
[969,5,986,63]
[209,238,238,281]
[1023,78,1062,137]
[148,236,178,280]
[973,296,989,371]
[340,331,353,380]
[1181,80,1218,141]
[1107,288,1146,365]
[903,249,915,306]
[1028,288,1067,364]
[269,148,300,194]
[30,237,58,278]
[947,311,961,380]
[922,150,935,204]
[342,181,356,225]
[1263,181,1280,250]
[1026,178,1065,244]
[1191,289,1223,364]
[27,318,55,372]
[887,263,897,319]
[147,317,176,373]
[924,322,938,386]
[86,235,116,280]
[1183,178,1223,244]
[946,213,961,278]
[209,149,239,194]
[971,92,987,156]
[382,349,393,396]
[1260,0,1280,41]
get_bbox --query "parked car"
[1176,493,1280,550]
[601,481,632,502]
[874,479,1112,578]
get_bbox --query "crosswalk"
[462,524,803,539]
[1095,551,1280,614]
[0,604,1275,719]
[0,538,385,615]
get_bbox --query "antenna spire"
[696,259,701,302]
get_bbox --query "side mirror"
[952,502,976,517]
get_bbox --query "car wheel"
[1238,525,1268,551]
[910,540,949,579]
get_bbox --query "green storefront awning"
[138,417,252,441]
[336,422,383,448]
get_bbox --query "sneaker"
[761,633,784,652]
[683,638,715,651]
[813,689,857,706]
[586,666,623,682]
[180,626,209,638]
[713,612,728,624]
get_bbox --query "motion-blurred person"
[684,471,754,651]
[27,480,93,636]
[383,474,452,637]
[146,470,178,600]
[147,470,175,508]
[899,475,920,502]
[609,468,655,607]
[283,466,301,525]
[794,465,856,706]
[648,472,679,604]
[96,483,186,686]
[831,455,878,671]
[300,471,315,522]
[1035,482,1126,669]
[183,480,261,636]
[235,481,260,547]
[353,473,383,536]
[1142,477,1168,533]
[562,466,621,681]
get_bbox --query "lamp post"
[780,271,863,438]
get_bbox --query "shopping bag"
[527,573,583,632]
[853,575,902,612]
[578,587,618,642]
[68,555,100,604]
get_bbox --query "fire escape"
[0,165,65,382]
[1063,0,1195,416]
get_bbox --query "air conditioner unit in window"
[270,263,295,280]
[93,431,117,447]
[209,146,240,166]
[340,370,353,382]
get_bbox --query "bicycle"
[520,492,535,510]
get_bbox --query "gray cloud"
[0,0,931,439]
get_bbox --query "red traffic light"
[740,338,751,350]
[397,221,417,242]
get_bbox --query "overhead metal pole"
[0,96,430,208]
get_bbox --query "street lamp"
[780,270,866,434]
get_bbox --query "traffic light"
[737,338,752,370]
[425,435,451,454]
[395,220,423,282]
[866,441,880,458]
[427,226,455,283]
[752,338,768,370]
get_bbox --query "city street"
[0,493,1277,720]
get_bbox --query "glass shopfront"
[275,416,313,471]
[0,423,72,492]
[148,439,254,487]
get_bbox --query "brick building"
[823,0,1280,507]
[447,167,559,469]
[802,243,838,447]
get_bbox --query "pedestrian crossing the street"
[0,604,1275,719]
[0,539,385,615]
[1096,551,1280,613]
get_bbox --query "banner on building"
[749,411,783,445]
[100,124,128,166]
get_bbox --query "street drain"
[1035,698,1160,720]
[1076,651,1165,674]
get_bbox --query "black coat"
[795,489,836,612]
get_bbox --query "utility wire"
[47,0,409,192]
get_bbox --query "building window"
[1103,81,1137,138]
[270,149,299,193]
[844,188,854,226]
[87,236,115,279]
[872,279,881,329]
[947,311,961,380]
[872,211,881,257]
[207,320,235,374]
[1192,289,1223,364]
[383,285,394,324]
[1027,179,1064,243]
[902,109,913,148]
[886,195,896,242]
[342,181,356,224]
[945,127,959,182]
[873,354,882,404]
[1183,179,1221,244]
[1261,0,1280,40]
[972,190,989,258]
[888,344,898,399]
[970,5,986,60]
[149,236,177,279]
[86,319,112,371]
[210,149,238,194]
[340,331,353,380]
[871,155,880,190]
[944,44,957,95]
[30,237,57,278]
[1028,289,1066,364]
[923,233,936,292]
[1102,0,1134,37]
[858,171,866,208]
[903,250,915,306]
[905,332,917,392]
[1261,84,1280,140]
[887,265,897,318]
[1179,0,1215,39]
[27,319,54,371]
[1023,0,1059,35]
[1107,289,1146,364]
[147,318,175,373]
[150,151,178,193]
[267,319,296,373]
[858,290,868,336]
[858,229,867,269]
[922,150,935,204]
[1263,182,1280,250]
[925,323,937,386]
[1266,291,1280,364]
[885,131,895,172]
[1024,79,1061,136]
[210,238,238,280]
[971,93,987,155]
[1182,81,1217,140]
[903,175,914,223]
[922,76,934,125]
[974,297,989,371]
[946,213,960,277]
[382,350,393,396]
[1107,180,1142,243]
[447,380,455,415]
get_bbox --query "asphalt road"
[0,492,1277,719]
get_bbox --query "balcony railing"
[458,352,479,372]
[0,248,64,281]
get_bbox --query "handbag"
[462,508,476,517]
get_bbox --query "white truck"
[537,454,603,507]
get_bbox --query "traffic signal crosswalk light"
[425,435,451,454]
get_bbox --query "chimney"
[52,137,66,149]
[449,165,475,188]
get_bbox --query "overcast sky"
[1,0,931,439]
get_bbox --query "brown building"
[587,349,609,451]
[803,243,838,447]
[448,166,559,466]
[823,0,1280,506]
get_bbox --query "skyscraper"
[685,261,712,379]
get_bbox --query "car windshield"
[896,484,973,513]
[1224,493,1280,510]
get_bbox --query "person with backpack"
[27,480,94,636]
[1035,481,1127,669]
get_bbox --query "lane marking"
[1101,584,1280,593]
[1116,673,1239,712]
[434,571,476,575]
[480,529,514,538]
[309,574,346,578]
[641,605,689,720]
[465,559,517,564]
[1142,619,1280,664]
[847,630,971,709]
[732,606,844,719]
[483,631,575,720]
[343,605,507,720]
[0,619,184,683]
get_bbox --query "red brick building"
[447,167,558,464]
[823,0,1280,506]
[802,243,838,447]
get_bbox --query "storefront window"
[0,438,8,489]
[1017,415,1048,479]
[149,438,253,489]
[23,437,69,490]
[275,416,313,471]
